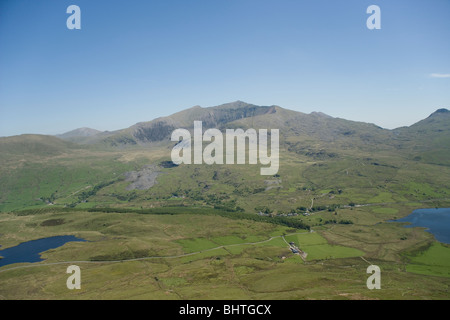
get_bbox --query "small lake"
[391,208,450,244]
[0,235,86,267]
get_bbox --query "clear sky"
[1,0,449,136]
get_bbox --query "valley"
[1,102,449,299]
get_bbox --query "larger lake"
[392,208,450,244]
[0,235,86,267]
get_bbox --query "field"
[405,242,450,278]
[284,232,364,261]
[1,205,449,300]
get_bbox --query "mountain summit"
[428,108,450,117]
[56,127,102,143]
[57,127,101,138]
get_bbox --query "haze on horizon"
[1,0,449,137]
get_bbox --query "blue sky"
[0,0,449,136]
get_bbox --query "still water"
[0,235,86,267]
[392,208,450,244]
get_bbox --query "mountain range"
[54,101,450,165]
[55,101,450,149]
[0,101,449,213]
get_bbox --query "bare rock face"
[124,165,164,190]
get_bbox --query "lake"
[392,208,450,244]
[0,235,86,267]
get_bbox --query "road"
[0,231,312,274]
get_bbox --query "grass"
[176,238,219,253]
[0,151,143,212]
[405,242,450,278]
[1,128,450,299]
[368,192,394,204]
[1,204,450,299]
[371,207,399,214]
[284,232,364,261]
[2,132,450,220]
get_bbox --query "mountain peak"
[57,127,101,138]
[428,108,450,118]
[56,127,102,142]
[214,101,254,110]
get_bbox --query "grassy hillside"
[0,102,449,299]
[1,104,449,214]
[0,134,79,158]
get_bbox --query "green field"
[405,242,450,278]
[285,232,364,261]
[1,206,450,300]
